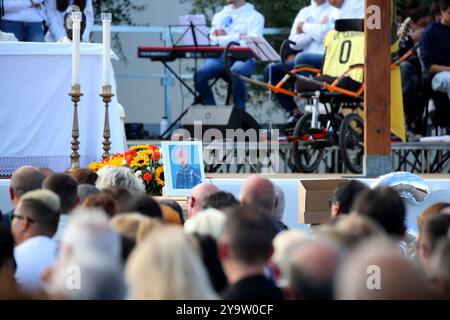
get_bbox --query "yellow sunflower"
[130,153,150,167]
[89,161,101,172]
[108,155,125,167]
[89,161,108,172]
[155,166,165,186]
[130,144,150,151]
[139,149,153,157]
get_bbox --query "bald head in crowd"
[240,176,276,217]
[188,183,219,218]
[336,239,431,299]
[289,239,342,300]
[10,166,46,207]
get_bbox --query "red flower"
[143,172,153,182]
[124,149,137,165]
[149,145,158,151]
[125,149,137,157]
[152,151,161,162]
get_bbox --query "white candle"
[72,11,82,85]
[102,13,112,86]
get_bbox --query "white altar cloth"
[0,42,125,175]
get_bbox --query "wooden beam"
[364,0,391,155]
[364,0,392,175]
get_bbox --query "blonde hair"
[96,166,145,195]
[21,189,61,212]
[125,226,217,300]
[160,205,182,225]
[111,213,162,244]
[417,203,450,242]
[184,208,227,241]
[272,229,309,281]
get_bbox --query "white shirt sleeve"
[44,0,66,42]
[3,0,32,12]
[246,12,264,37]
[210,11,264,47]
[302,19,333,43]
[82,0,94,42]
[288,9,312,51]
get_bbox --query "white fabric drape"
[0,42,125,175]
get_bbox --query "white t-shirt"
[2,0,46,23]
[332,0,365,21]
[209,2,265,47]
[289,0,335,54]
[14,236,59,293]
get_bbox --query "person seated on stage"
[57,9,87,43]
[328,0,365,20]
[431,0,444,23]
[263,0,334,127]
[399,5,433,138]
[44,0,94,42]
[409,5,432,43]
[420,0,450,100]
[193,0,264,110]
[0,0,46,42]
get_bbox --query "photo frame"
[161,141,205,196]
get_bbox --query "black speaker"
[180,105,261,139]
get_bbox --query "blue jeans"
[263,53,324,113]
[0,20,44,42]
[194,57,255,110]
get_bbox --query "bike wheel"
[291,114,325,173]
[339,113,364,174]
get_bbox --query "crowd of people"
[1,164,450,300]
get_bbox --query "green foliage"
[92,0,147,63]
[93,0,147,24]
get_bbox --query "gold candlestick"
[68,84,83,172]
[100,85,114,160]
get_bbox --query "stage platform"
[128,140,450,174]
[2,174,450,235]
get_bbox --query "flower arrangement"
[89,144,164,196]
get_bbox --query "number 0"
[339,40,352,64]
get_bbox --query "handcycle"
[223,19,419,174]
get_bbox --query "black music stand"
[159,23,213,139]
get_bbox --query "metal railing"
[91,25,289,121]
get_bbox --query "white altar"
[0,42,126,176]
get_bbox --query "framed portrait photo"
[161,141,205,196]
